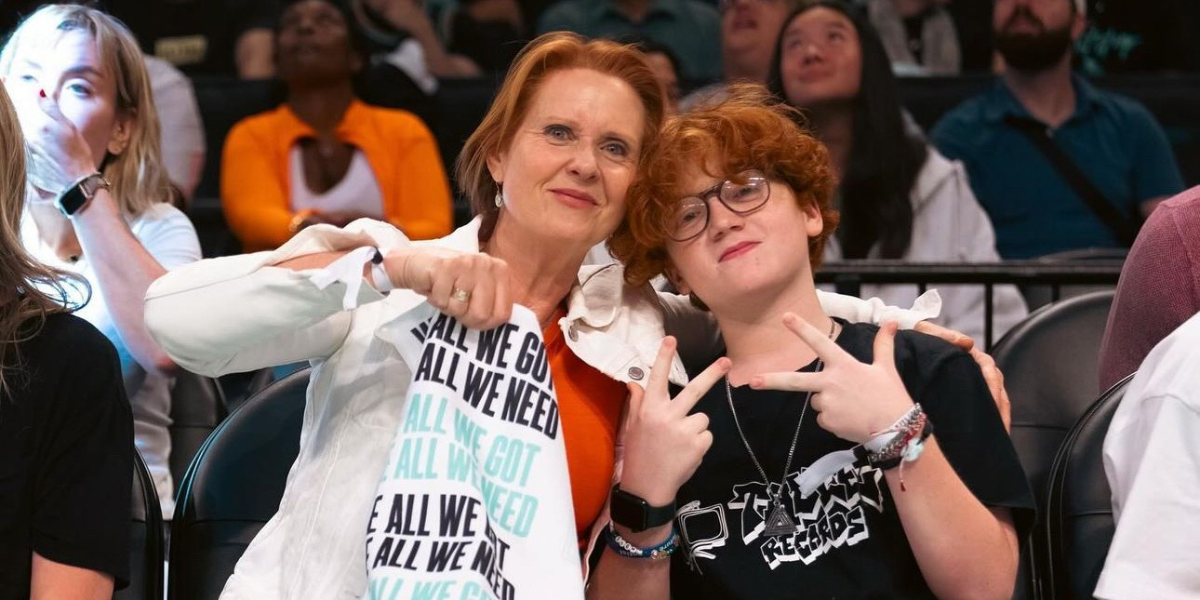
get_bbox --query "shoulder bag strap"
[1003,114,1139,247]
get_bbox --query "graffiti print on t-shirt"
[678,458,886,571]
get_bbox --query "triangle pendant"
[763,503,796,537]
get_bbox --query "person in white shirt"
[2,4,202,517]
[1096,311,1200,600]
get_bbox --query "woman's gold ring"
[451,288,471,303]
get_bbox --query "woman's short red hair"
[610,84,840,286]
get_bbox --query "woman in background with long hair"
[1,3,201,517]
[768,0,1026,344]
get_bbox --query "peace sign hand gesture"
[751,315,914,444]
[619,337,730,506]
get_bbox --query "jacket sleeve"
[385,115,453,240]
[144,220,410,376]
[222,119,295,250]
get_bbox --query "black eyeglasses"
[666,169,771,242]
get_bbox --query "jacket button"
[568,326,579,341]
[628,367,644,380]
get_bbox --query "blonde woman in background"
[0,79,133,600]
[1,4,201,518]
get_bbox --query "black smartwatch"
[609,485,675,533]
[56,173,110,217]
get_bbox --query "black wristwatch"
[610,485,675,533]
[56,173,110,217]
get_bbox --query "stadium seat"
[169,371,228,495]
[990,290,1115,600]
[1044,374,1134,600]
[1021,249,1126,311]
[115,451,165,600]
[429,76,500,224]
[188,76,276,257]
[168,368,311,600]
[992,290,1115,502]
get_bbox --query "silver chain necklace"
[723,319,835,537]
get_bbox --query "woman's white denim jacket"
[144,218,939,600]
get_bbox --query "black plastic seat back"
[1021,250,1125,311]
[991,291,1115,504]
[169,371,228,495]
[1045,375,1133,600]
[990,291,1114,599]
[169,367,311,600]
[115,450,165,600]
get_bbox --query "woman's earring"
[494,189,503,208]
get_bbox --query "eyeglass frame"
[666,169,772,242]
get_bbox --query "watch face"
[610,490,647,531]
[56,175,108,216]
[56,186,88,216]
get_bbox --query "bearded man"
[930,0,1183,259]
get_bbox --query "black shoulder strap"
[1003,114,1139,247]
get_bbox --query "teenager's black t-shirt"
[671,321,1034,599]
[0,313,133,599]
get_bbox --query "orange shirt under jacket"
[543,313,627,547]
[221,100,453,252]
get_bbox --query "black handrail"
[815,260,1124,348]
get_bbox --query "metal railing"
[815,260,1125,349]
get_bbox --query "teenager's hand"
[619,337,729,506]
[752,316,914,444]
[383,247,512,330]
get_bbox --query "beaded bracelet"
[604,523,679,560]
[869,405,933,464]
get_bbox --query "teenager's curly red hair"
[610,84,840,287]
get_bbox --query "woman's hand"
[619,337,729,506]
[383,247,513,330]
[914,320,1011,432]
[752,316,913,444]
[17,93,98,195]
[914,320,973,351]
[970,347,1011,431]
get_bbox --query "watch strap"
[610,485,676,532]
[56,173,108,217]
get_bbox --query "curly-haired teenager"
[592,86,1034,600]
